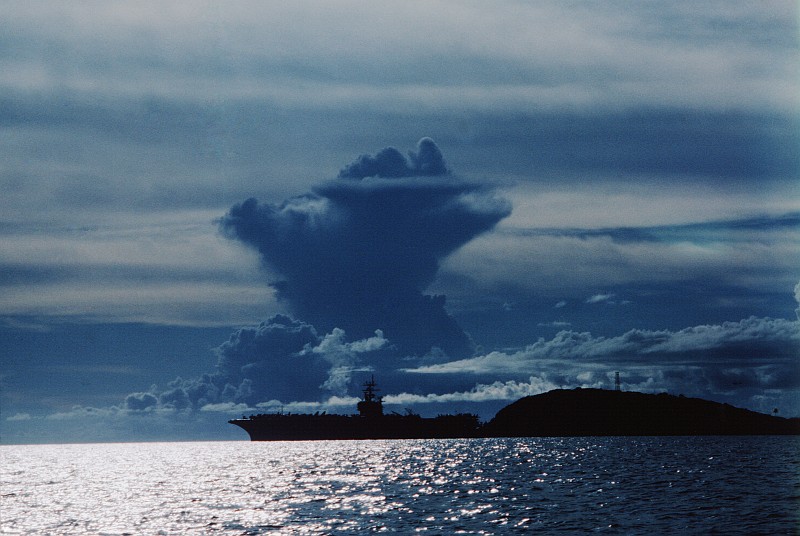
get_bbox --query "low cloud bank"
[404,312,800,414]
[119,315,388,414]
[110,311,798,419]
[408,316,800,376]
[23,309,799,432]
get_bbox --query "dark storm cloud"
[220,139,511,357]
[124,315,388,412]
[214,315,322,401]
[123,392,158,411]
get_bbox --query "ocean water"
[1,437,798,535]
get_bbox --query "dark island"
[230,382,800,441]
[483,388,800,437]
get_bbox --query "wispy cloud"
[3,3,795,112]
[585,293,615,304]
[383,377,557,405]
[403,311,800,414]
[408,316,800,376]
[0,211,273,325]
[441,212,800,300]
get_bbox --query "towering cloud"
[338,137,450,179]
[221,138,511,357]
[795,281,800,320]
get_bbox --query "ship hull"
[229,414,480,441]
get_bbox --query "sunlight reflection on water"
[2,437,798,534]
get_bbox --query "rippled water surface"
[2,437,799,534]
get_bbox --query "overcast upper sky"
[1,1,798,443]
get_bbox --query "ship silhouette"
[228,377,481,441]
[229,381,800,441]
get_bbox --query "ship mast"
[357,376,384,418]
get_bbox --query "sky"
[1,1,798,444]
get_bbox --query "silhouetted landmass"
[484,388,800,437]
[231,380,800,440]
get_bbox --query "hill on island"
[483,389,800,437]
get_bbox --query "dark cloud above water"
[123,315,388,412]
[220,138,511,357]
